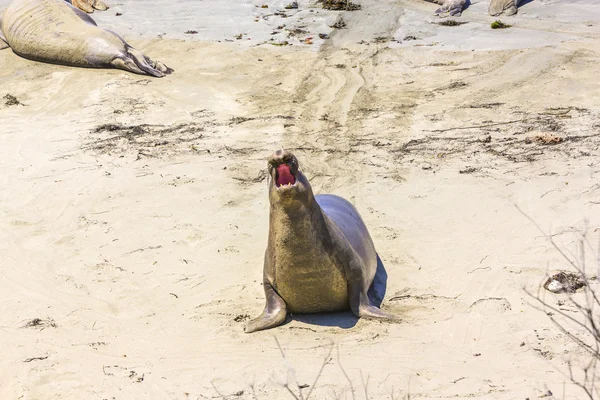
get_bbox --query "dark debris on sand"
[23,318,57,330]
[4,94,23,107]
[544,272,587,293]
[85,122,209,158]
[330,18,347,29]
[320,0,361,11]
[436,20,468,27]
[491,20,511,29]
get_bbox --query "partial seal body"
[489,0,521,16]
[0,0,172,77]
[435,0,467,17]
[68,0,109,13]
[245,150,399,333]
[425,0,467,18]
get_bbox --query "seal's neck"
[268,195,330,253]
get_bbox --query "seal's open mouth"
[275,163,296,188]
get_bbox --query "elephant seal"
[489,0,521,16]
[0,0,172,77]
[425,0,467,18]
[68,0,109,13]
[245,150,399,333]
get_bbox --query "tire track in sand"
[284,1,406,188]
[294,1,405,135]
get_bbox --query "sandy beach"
[1,0,600,398]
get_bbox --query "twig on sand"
[428,119,524,132]
[274,336,303,400]
[337,345,356,400]
[211,380,227,399]
[274,336,334,400]
[305,342,334,399]
[360,370,370,400]
[517,205,600,398]
[23,355,49,363]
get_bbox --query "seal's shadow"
[291,255,389,329]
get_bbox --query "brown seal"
[245,150,400,333]
[0,0,172,77]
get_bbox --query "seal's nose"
[268,149,295,166]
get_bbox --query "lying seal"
[425,0,467,18]
[0,0,172,77]
[245,150,399,333]
[489,0,521,16]
[69,0,109,13]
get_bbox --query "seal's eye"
[290,158,298,171]
[275,163,296,187]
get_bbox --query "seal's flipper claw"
[245,282,287,333]
[72,0,94,13]
[92,0,109,11]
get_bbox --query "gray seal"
[0,0,172,77]
[489,0,521,16]
[245,150,399,333]
[426,0,467,17]
[69,0,108,13]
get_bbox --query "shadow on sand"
[289,255,389,329]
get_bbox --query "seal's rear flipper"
[72,0,94,13]
[504,5,517,15]
[111,50,173,78]
[126,48,173,78]
[93,0,109,11]
[350,285,401,322]
[111,57,146,75]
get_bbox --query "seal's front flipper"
[245,282,287,333]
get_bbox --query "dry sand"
[1,0,600,398]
